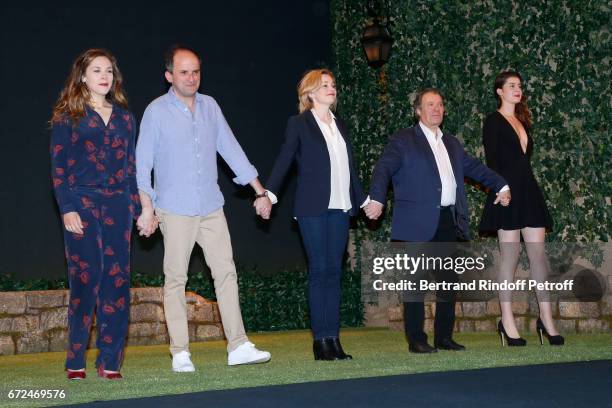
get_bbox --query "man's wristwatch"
[254,191,268,199]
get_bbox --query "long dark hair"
[494,71,532,129]
[51,48,129,124]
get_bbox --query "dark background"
[0,2,332,279]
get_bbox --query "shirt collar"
[419,121,443,143]
[167,86,204,108]
[311,108,336,123]
[85,104,116,121]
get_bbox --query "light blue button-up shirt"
[136,87,258,216]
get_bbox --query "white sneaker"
[227,341,271,366]
[172,350,196,372]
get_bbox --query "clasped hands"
[135,196,272,233]
[253,197,385,221]
[363,188,511,221]
[254,196,272,220]
[494,190,511,206]
[136,207,159,237]
[364,201,383,220]
[134,191,509,228]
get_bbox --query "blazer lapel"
[305,110,329,148]
[414,125,441,182]
[335,117,358,178]
[305,111,333,172]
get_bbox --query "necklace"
[90,100,110,111]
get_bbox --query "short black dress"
[479,111,552,232]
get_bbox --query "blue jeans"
[297,210,350,340]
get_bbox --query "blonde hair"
[297,69,337,113]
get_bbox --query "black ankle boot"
[537,318,565,346]
[329,338,352,360]
[313,339,338,361]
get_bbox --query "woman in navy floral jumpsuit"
[50,49,141,380]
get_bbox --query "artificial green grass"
[1,328,611,407]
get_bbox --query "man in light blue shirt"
[136,45,271,372]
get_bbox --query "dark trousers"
[402,206,458,344]
[297,210,350,340]
[63,189,132,371]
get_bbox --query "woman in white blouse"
[263,69,367,360]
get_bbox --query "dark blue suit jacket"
[266,110,366,217]
[369,125,507,241]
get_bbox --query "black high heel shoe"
[497,320,527,347]
[536,318,565,346]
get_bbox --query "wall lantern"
[360,2,394,68]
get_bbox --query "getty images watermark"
[361,242,610,303]
[371,253,573,292]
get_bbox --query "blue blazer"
[369,125,507,241]
[266,110,366,217]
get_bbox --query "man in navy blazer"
[366,88,510,353]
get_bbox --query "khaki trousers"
[157,207,248,354]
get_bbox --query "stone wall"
[366,297,612,334]
[0,288,223,355]
[361,240,612,335]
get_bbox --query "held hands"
[494,189,511,207]
[254,196,272,220]
[63,212,84,235]
[364,201,383,220]
[136,207,159,237]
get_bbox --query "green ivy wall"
[331,0,610,244]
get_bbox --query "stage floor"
[61,360,612,408]
[1,328,611,407]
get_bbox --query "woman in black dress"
[480,71,563,346]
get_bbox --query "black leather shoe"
[313,339,338,361]
[408,341,438,354]
[329,338,352,360]
[434,338,466,351]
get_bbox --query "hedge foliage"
[0,265,364,332]
[331,0,610,246]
